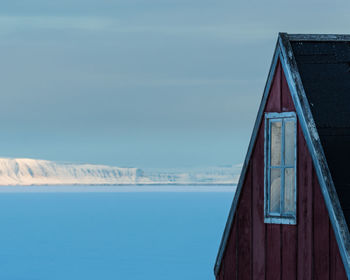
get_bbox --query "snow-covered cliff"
[0,158,240,186]
[0,158,143,185]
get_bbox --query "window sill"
[264,216,297,225]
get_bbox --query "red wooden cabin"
[214,33,350,279]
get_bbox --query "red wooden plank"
[313,167,330,280]
[330,231,335,280]
[266,224,281,279]
[223,235,231,279]
[252,123,265,280]
[223,217,237,280]
[237,165,252,280]
[280,57,297,280]
[265,60,281,112]
[282,225,297,280]
[281,67,295,112]
[219,267,224,280]
[223,241,231,280]
[297,123,313,280]
[330,227,347,279]
[232,218,237,280]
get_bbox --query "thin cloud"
[0,15,275,41]
[0,15,115,31]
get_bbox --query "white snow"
[0,158,142,185]
[0,158,241,186]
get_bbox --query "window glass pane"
[270,121,282,166]
[284,168,295,213]
[270,168,281,213]
[285,121,295,166]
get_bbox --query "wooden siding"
[217,60,347,279]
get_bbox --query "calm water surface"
[0,187,233,280]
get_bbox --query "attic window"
[264,112,297,225]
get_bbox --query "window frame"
[264,111,297,225]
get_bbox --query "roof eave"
[285,33,350,41]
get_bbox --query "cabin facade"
[214,33,350,279]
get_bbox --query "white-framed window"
[264,112,297,225]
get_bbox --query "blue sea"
[0,186,234,280]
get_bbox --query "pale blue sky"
[0,0,349,168]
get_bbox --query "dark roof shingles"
[291,40,350,219]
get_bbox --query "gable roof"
[214,33,350,277]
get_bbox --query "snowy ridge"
[0,158,240,186]
[143,165,241,185]
[0,158,143,185]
